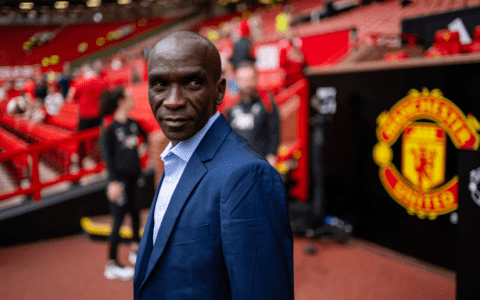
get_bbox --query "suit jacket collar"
[136,114,232,292]
[195,114,231,162]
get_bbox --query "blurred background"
[1,0,480,298]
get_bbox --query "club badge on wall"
[373,88,480,220]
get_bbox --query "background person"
[67,64,107,168]
[100,86,147,281]
[67,64,106,131]
[229,19,255,70]
[227,61,280,167]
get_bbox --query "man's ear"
[216,78,226,106]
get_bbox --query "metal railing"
[0,127,105,202]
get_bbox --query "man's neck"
[114,109,128,123]
[241,93,257,104]
[242,96,252,104]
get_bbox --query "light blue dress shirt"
[153,112,221,245]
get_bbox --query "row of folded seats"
[0,114,77,173]
[43,102,79,131]
[425,25,480,57]
[384,25,480,61]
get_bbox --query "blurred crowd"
[0,48,147,129]
[200,6,306,96]
[0,7,307,134]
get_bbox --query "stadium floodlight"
[19,2,34,10]
[118,0,132,4]
[86,0,101,8]
[54,1,69,9]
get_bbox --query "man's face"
[236,66,257,98]
[148,40,225,144]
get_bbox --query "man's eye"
[151,81,166,90]
[187,80,202,89]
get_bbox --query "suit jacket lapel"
[134,173,164,291]
[138,115,233,291]
[141,152,207,289]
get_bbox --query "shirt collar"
[160,111,221,163]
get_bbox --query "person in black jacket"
[226,61,280,167]
[100,86,148,281]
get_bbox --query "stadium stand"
[291,0,480,47]
[1,18,172,72]
[0,25,58,66]
[0,9,206,205]
[1,0,478,206]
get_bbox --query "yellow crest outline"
[373,88,477,219]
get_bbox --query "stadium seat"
[424,29,461,58]
[424,46,450,58]
[43,103,79,131]
[383,51,409,62]
[400,33,419,47]
[0,126,29,181]
[464,25,480,53]
[434,29,461,54]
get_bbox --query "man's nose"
[163,85,186,110]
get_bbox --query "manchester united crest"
[373,88,480,220]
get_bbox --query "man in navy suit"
[133,30,294,300]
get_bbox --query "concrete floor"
[0,233,455,300]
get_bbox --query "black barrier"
[457,149,480,298]
[0,171,155,247]
[307,61,480,270]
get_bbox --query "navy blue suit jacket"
[133,115,294,300]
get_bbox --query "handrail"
[0,127,105,202]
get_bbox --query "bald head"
[148,30,222,81]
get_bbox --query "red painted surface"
[0,230,456,300]
[276,79,310,202]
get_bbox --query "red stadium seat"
[400,33,419,47]
[466,41,480,53]
[43,103,79,131]
[464,25,480,54]
[383,51,409,62]
[424,45,450,58]
[433,29,461,54]
[424,29,462,58]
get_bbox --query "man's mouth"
[163,118,189,127]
